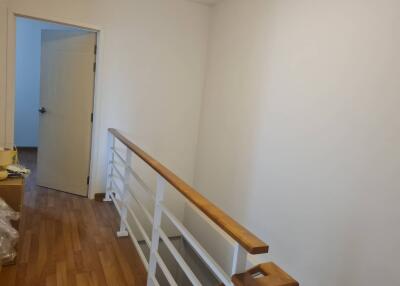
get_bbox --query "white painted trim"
[104,133,115,202]
[231,244,247,276]
[5,10,104,199]
[147,175,166,286]
[11,11,101,32]
[5,10,16,148]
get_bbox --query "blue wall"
[14,17,81,147]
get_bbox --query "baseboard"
[16,146,38,151]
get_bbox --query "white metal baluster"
[231,243,247,276]
[147,175,166,286]
[104,132,115,202]
[117,147,132,237]
[162,207,231,285]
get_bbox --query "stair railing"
[104,128,298,286]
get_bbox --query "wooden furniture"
[0,177,24,220]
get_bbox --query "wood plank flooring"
[0,148,147,286]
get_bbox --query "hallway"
[0,149,146,286]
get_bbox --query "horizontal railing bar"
[129,189,202,286]
[112,182,177,286]
[109,159,124,169]
[111,164,124,181]
[110,172,141,204]
[127,199,176,286]
[143,199,231,285]
[109,192,149,270]
[188,201,237,244]
[111,165,147,203]
[109,128,268,254]
[159,231,202,286]
[110,159,257,286]
[126,199,152,247]
[111,151,155,201]
[109,184,125,213]
[127,189,154,225]
[110,180,124,200]
[127,166,156,200]
[130,191,228,283]
[162,206,232,285]
[110,189,172,286]
[111,148,127,164]
[130,191,222,285]
[155,252,178,286]
[150,275,161,286]
[110,170,154,225]
[110,178,124,193]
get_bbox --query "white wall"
[14,18,80,147]
[5,0,399,284]
[192,0,400,285]
[0,0,210,211]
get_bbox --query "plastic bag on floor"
[0,222,18,265]
[0,197,19,265]
[0,197,20,221]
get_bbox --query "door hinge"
[93,62,96,72]
[87,176,90,185]
[94,44,97,55]
[91,112,94,123]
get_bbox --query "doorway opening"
[14,16,98,197]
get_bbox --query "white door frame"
[5,10,104,199]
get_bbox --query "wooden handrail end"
[232,262,299,286]
[250,244,269,255]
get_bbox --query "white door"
[37,30,96,196]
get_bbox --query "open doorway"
[14,17,97,197]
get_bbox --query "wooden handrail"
[108,128,268,254]
[232,263,299,286]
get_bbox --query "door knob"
[38,107,47,114]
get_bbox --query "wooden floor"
[0,149,147,286]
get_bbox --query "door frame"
[5,11,104,198]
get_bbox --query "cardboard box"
[0,177,24,213]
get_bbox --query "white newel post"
[147,175,166,286]
[117,146,132,237]
[231,244,247,276]
[104,132,115,202]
